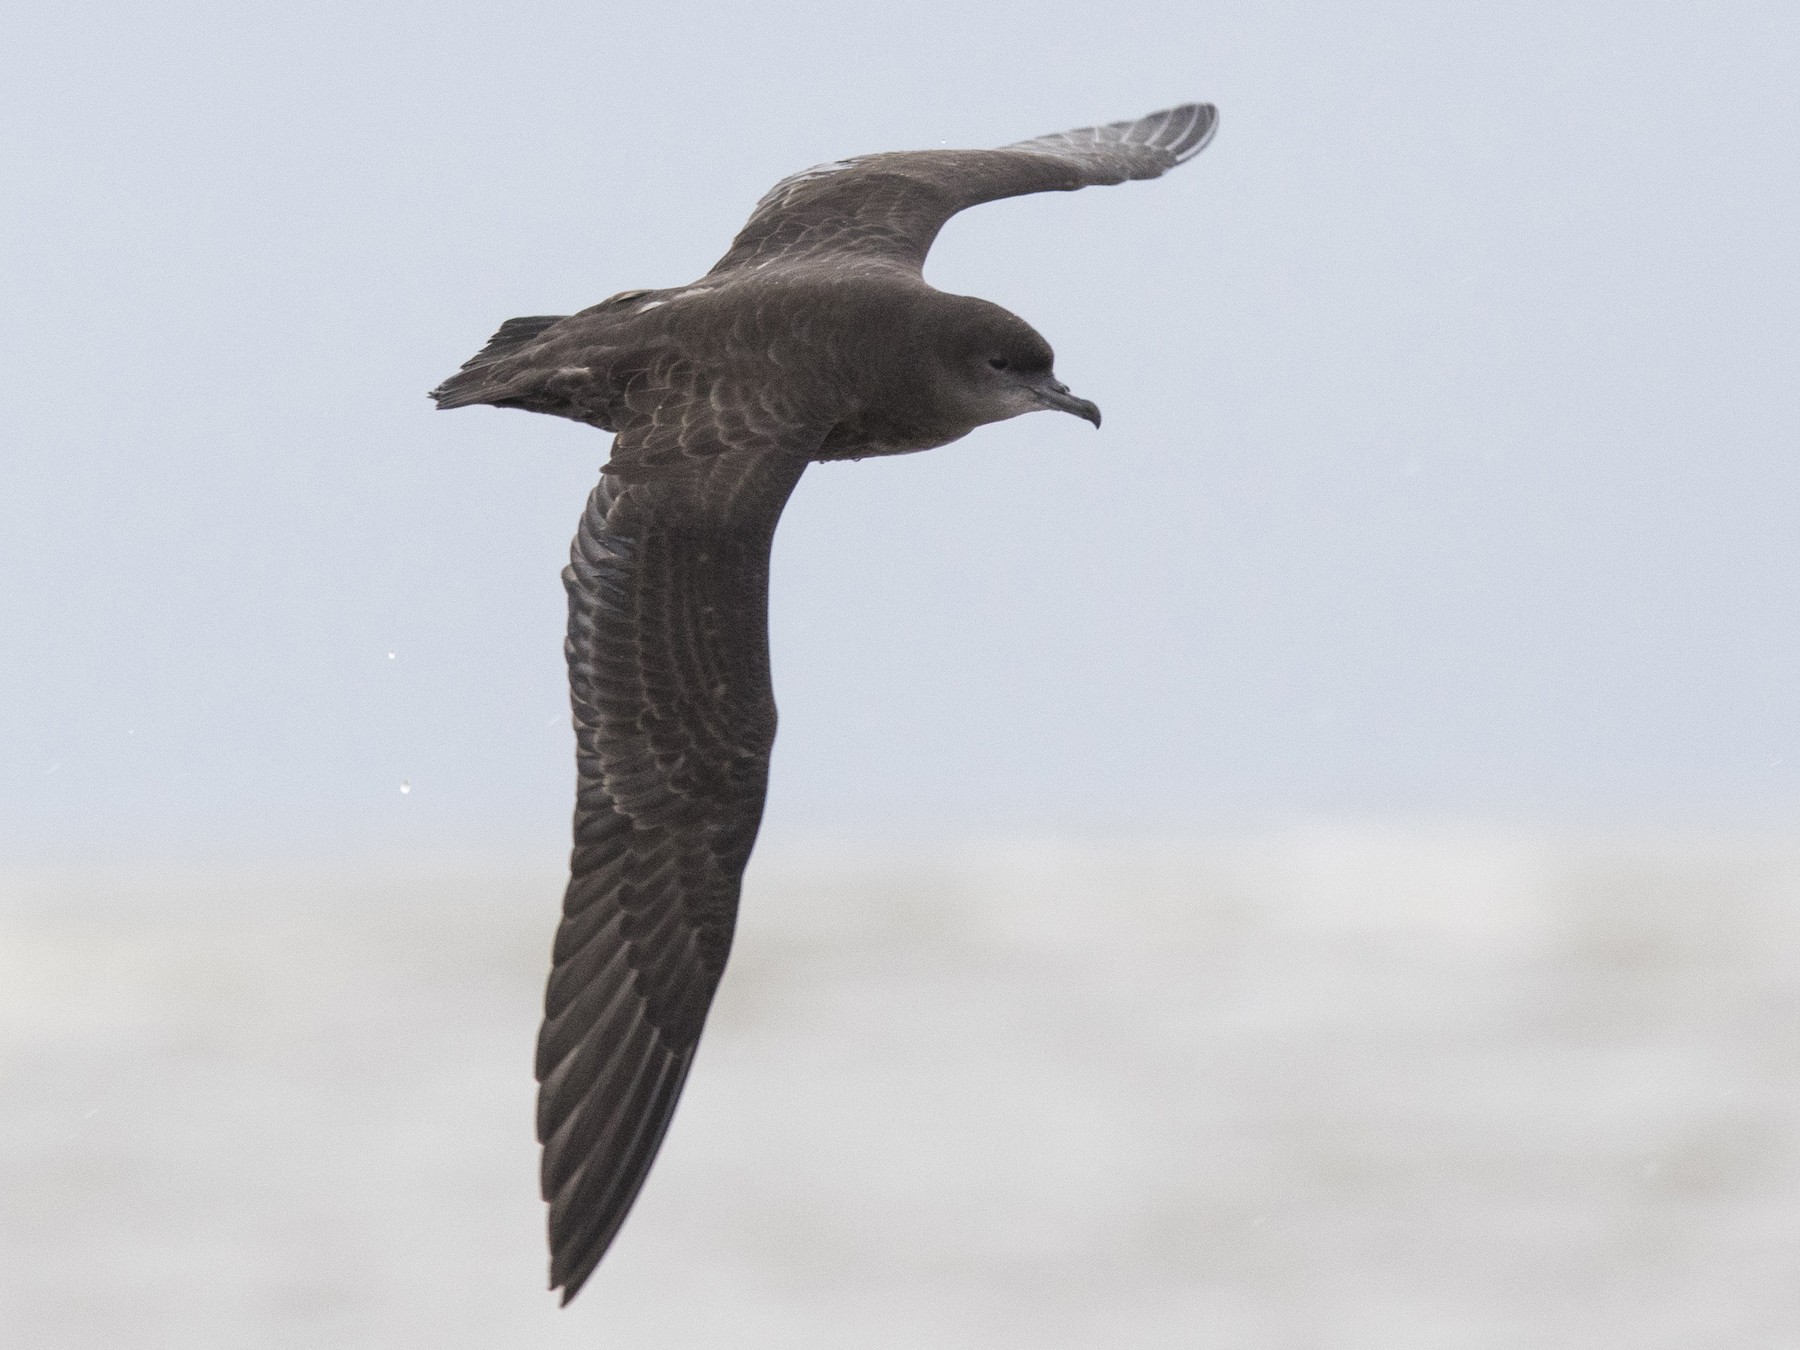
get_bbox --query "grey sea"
[5,828,1798,1347]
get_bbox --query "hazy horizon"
[9,829,1800,1347]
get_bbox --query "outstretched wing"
[541,451,808,1302]
[709,102,1217,277]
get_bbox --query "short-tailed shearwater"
[431,102,1218,1302]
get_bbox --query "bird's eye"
[988,357,1009,370]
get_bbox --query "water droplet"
[399,781,411,795]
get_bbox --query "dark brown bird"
[430,102,1218,1303]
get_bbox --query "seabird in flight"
[430,102,1219,1303]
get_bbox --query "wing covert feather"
[601,340,835,480]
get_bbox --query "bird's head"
[933,298,1102,431]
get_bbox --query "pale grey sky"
[4,1,1798,859]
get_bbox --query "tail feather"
[430,314,567,409]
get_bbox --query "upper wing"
[540,451,808,1302]
[708,102,1217,277]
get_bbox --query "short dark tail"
[429,314,567,409]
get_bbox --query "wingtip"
[550,1247,596,1305]
[1080,101,1218,170]
[1159,102,1219,162]
[550,1238,608,1306]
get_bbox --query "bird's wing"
[541,450,809,1302]
[708,102,1217,277]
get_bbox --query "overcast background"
[6,3,1800,1345]
[5,1,1798,859]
